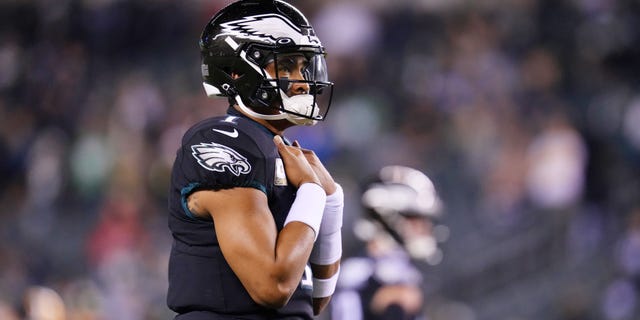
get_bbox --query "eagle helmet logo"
[191,142,251,176]
[215,14,320,46]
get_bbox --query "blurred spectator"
[0,299,19,320]
[601,278,637,320]
[615,209,640,282]
[24,286,67,320]
[525,113,587,210]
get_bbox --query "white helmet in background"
[356,165,447,265]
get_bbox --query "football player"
[167,1,342,319]
[331,166,444,320]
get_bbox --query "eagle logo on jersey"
[216,14,320,46]
[191,143,252,176]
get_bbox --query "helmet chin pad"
[279,91,320,125]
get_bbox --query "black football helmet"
[356,166,446,264]
[200,0,333,126]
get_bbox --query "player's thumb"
[274,135,288,153]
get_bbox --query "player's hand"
[292,140,337,195]
[274,135,321,188]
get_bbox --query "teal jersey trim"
[180,182,201,219]
[180,181,267,219]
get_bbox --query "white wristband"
[320,184,344,236]
[310,183,343,264]
[284,183,326,240]
[310,230,341,265]
[312,268,340,298]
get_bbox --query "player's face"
[264,54,311,97]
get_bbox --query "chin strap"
[234,94,288,121]
[203,82,320,126]
[234,91,319,126]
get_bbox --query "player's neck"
[232,105,294,135]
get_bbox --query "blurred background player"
[331,165,445,320]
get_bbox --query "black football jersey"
[167,108,314,319]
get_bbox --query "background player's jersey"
[167,108,314,319]
[331,250,424,320]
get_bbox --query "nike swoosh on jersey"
[212,128,239,138]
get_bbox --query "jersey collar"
[227,106,292,145]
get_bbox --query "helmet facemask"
[240,46,334,126]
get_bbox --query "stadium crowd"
[0,0,639,319]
